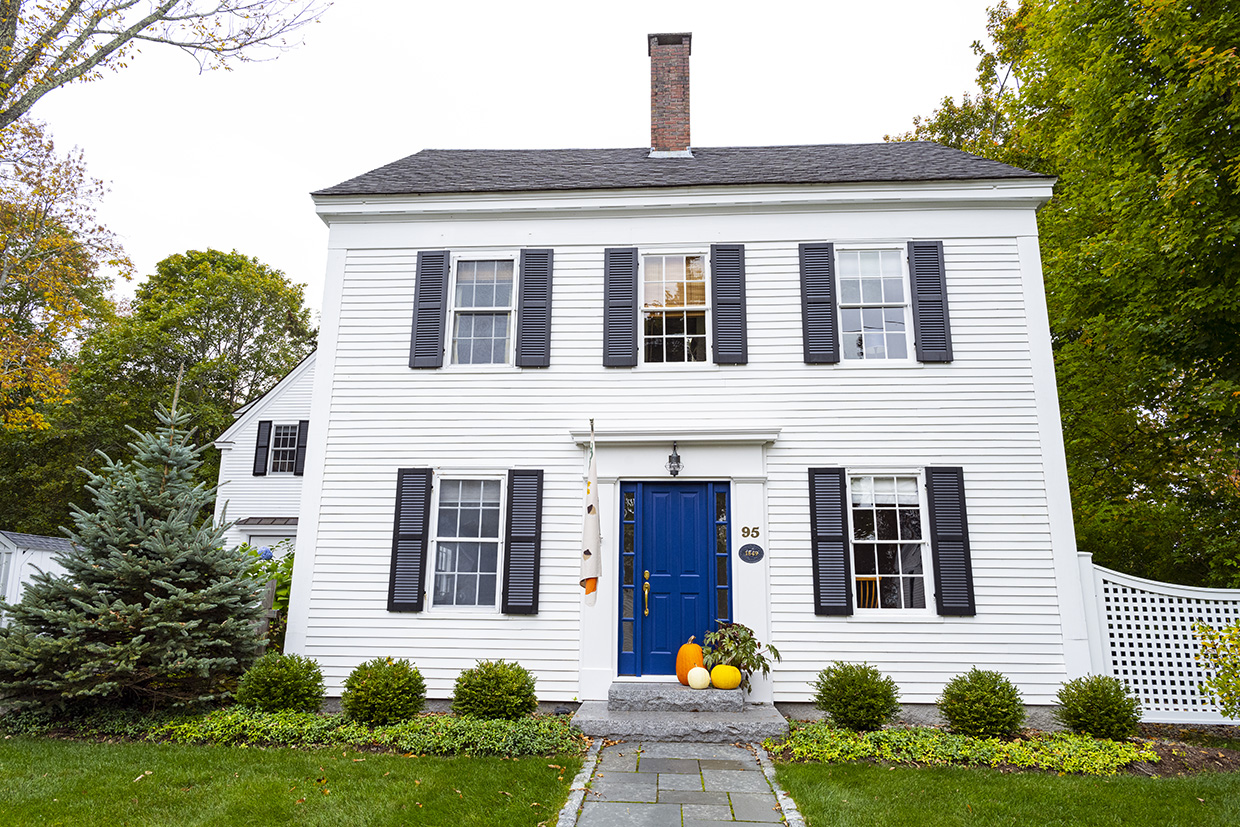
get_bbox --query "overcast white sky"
[35,0,996,319]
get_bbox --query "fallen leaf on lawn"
[414,779,421,786]
[455,788,463,798]
[133,771,152,783]
[1198,798,1205,803]
[548,764,562,770]
[322,789,331,796]
[353,758,365,762]
[296,798,305,804]
[383,772,390,777]
[500,790,512,797]
[530,802,541,808]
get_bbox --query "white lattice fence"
[1081,557,1240,723]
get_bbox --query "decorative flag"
[580,420,601,606]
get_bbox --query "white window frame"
[835,245,915,364]
[446,253,519,368]
[639,249,712,366]
[846,468,934,615]
[267,423,299,474]
[428,472,506,613]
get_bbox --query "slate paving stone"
[578,802,683,827]
[728,792,784,822]
[593,771,657,789]
[655,790,730,805]
[702,769,771,793]
[589,781,658,803]
[657,772,705,791]
[698,759,751,770]
[597,751,639,772]
[682,803,735,821]
[638,742,752,760]
[640,757,700,773]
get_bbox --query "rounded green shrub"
[1053,675,1141,740]
[937,668,1025,738]
[811,661,901,731]
[340,657,427,725]
[235,652,324,713]
[452,660,538,720]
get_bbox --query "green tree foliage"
[0,248,316,535]
[0,399,263,711]
[895,1,1240,586]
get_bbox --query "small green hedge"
[766,721,1158,777]
[0,707,587,757]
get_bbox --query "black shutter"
[908,241,953,362]
[252,421,271,476]
[293,420,309,476]
[501,469,544,614]
[808,467,852,615]
[516,249,554,367]
[389,469,433,612]
[602,247,639,367]
[710,243,748,365]
[926,467,975,616]
[799,243,840,364]
[409,250,451,368]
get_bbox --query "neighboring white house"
[0,531,69,610]
[213,351,315,552]
[284,32,1092,707]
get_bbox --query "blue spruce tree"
[0,399,262,710]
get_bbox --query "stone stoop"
[573,681,789,743]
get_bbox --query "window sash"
[431,477,504,609]
[268,424,299,474]
[837,249,912,361]
[450,258,516,365]
[641,253,709,364]
[848,473,931,611]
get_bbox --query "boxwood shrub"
[452,660,538,720]
[811,662,901,731]
[937,668,1025,739]
[341,657,426,725]
[1054,675,1141,740]
[235,652,324,713]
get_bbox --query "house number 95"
[740,526,760,538]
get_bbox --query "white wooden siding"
[294,190,1080,703]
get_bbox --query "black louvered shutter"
[515,249,554,367]
[908,241,953,362]
[808,467,852,615]
[389,469,433,612]
[602,247,639,367]
[799,243,840,364]
[710,244,748,365]
[293,420,310,476]
[926,467,975,616]
[252,421,271,476]
[408,250,451,368]
[501,469,544,614]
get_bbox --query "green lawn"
[776,762,1240,827]
[0,737,580,827]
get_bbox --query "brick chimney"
[648,32,692,157]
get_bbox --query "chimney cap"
[648,32,692,55]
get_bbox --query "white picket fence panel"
[1079,554,1240,724]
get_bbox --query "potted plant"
[702,622,781,693]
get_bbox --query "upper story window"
[642,253,707,363]
[849,474,928,610]
[451,259,515,365]
[433,478,503,608]
[268,424,299,473]
[838,249,910,361]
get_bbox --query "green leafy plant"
[1053,675,1142,740]
[235,652,324,713]
[701,622,782,692]
[452,660,538,721]
[812,662,901,732]
[241,540,296,614]
[937,668,1026,739]
[1194,620,1240,718]
[341,657,427,725]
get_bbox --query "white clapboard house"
[283,32,1090,709]
[0,531,69,613]
[212,351,315,553]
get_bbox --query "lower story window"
[850,474,927,610]
[433,478,501,607]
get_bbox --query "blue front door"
[618,481,732,676]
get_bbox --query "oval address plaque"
[738,543,765,564]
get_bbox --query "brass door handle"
[643,570,650,616]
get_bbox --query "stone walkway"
[564,741,803,826]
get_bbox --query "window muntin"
[642,253,707,363]
[838,250,909,360]
[850,475,928,610]
[451,259,514,365]
[268,424,299,473]
[433,478,502,608]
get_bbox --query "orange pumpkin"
[676,636,705,685]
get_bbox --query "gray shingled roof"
[314,143,1048,197]
[0,530,71,552]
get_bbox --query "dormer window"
[642,253,708,363]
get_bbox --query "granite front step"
[573,701,788,743]
[608,681,744,712]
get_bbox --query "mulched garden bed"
[1130,723,1240,776]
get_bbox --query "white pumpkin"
[687,666,711,690]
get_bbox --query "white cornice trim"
[569,427,780,447]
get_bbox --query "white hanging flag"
[580,420,601,606]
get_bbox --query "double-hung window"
[642,253,708,363]
[838,249,910,360]
[432,478,502,608]
[451,259,515,365]
[849,474,928,610]
[268,424,299,473]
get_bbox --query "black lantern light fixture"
[665,441,683,477]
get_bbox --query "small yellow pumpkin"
[710,664,742,691]
[676,636,705,685]
[687,666,711,690]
